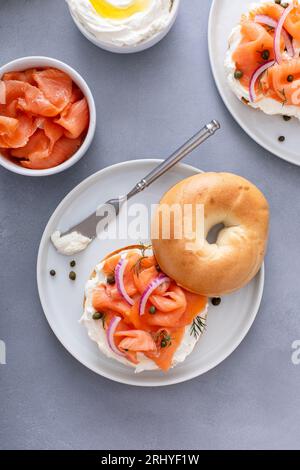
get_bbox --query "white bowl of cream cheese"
[66,0,181,53]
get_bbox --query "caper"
[149,306,156,315]
[70,260,76,267]
[261,50,270,60]
[275,0,281,4]
[50,269,56,277]
[69,271,76,281]
[281,2,289,8]
[161,339,167,348]
[287,74,294,82]
[234,70,243,80]
[278,135,285,142]
[211,297,221,306]
[107,275,115,285]
[92,312,103,320]
[155,264,161,272]
[283,115,291,121]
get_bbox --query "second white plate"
[37,160,264,386]
[209,0,300,166]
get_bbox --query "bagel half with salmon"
[82,245,208,373]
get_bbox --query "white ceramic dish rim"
[0,56,96,176]
[68,0,181,54]
[208,0,300,167]
[37,159,265,387]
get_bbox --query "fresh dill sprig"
[132,242,152,276]
[190,316,206,339]
[278,88,287,106]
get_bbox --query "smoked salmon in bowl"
[82,245,208,373]
[0,56,96,176]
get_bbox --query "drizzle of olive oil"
[89,0,150,20]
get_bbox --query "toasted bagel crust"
[151,172,269,296]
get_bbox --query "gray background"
[0,0,300,451]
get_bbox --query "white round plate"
[209,0,300,166]
[37,160,264,387]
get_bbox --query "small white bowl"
[68,0,181,54]
[0,56,96,177]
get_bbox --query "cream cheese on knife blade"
[51,230,92,256]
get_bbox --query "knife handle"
[127,120,220,199]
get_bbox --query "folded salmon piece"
[0,114,38,148]
[55,97,89,139]
[232,20,275,88]
[32,68,73,112]
[18,135,81,169]
[260,58,300,105]
[11,118,64,162]
[2,69,37,85]
[115,330,157,352]
[0,116,18,137]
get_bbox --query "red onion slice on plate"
[115,257,134,306]
[106,316,126,357]
[249,60,275,103]
[254,14,294,58]
[274,3,295,63]
[139,274,170,316]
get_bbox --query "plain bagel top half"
[151,172,269,297]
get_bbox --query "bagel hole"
[206,223,225,244]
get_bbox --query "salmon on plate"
[225,0,300,120]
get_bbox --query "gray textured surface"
[0,0,300,451]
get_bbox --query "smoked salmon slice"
[249,2,300,41]
[261,58,300,105]
[232,20,275,87]
[0,116,18,137]
[93,284,132,319]
[0,113,38,148]
[32,68,73,112]
[20,136,81,169]
[146,328,185,372]
[55,97,89,139]
[115,330,157,352]
[11,129,49,160]
[17,81,64,117]
[2,69,37,85]
[12,120,63,160]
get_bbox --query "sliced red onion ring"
[115,257,134,306]
[254,14,294,57]
[254,14,277,28]
[0,81,6,104]
[139,274,170,316]
[274,3,295,63]
[249,60,275,102]
[106,316,126,357]
[283,30,295,57]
